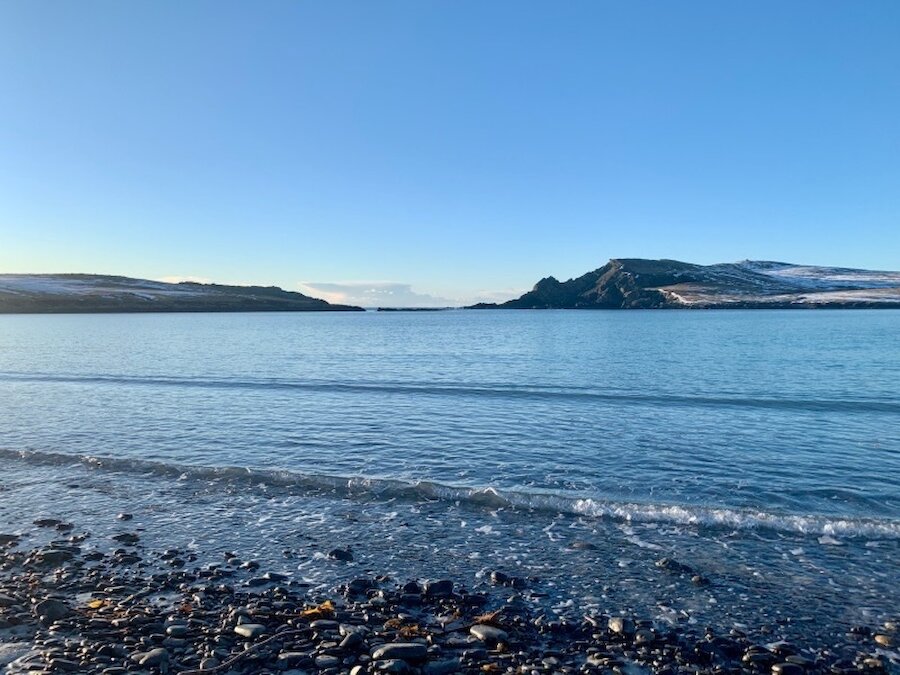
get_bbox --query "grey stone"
[36,549,74,566]
[340,631,364,649]
[469,624,508,644]
[34,598,71,622]
[165,624,188,638]
[277,651,310,667]
[423,659,462,675]
[234,623,266,639]
[634,628,655,645]
[328,548,353,561]
[423,579,454,597]
[371,643,428,661]
[310,619,340,631]
[139,648,169,666]
[48,659,80,671]
[315,654,341,668]
[608,617,634,635]
[112,532,140,545]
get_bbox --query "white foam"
[2,448,898,540]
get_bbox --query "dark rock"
[655,557,694,574]
[346,578,374,595]
[36,549,74,566]
[140,648,169,667]
[401,581,421,594]
[423,579,454,597]
[375,659,411,673]
[112,533,140,545]
[277,651,311,668]
[310,619,340,631]
[315,654,342,668]
[490,571,509,585]
[340,631,364,649]
[48,658,80,671]
[328,547,354,562]
[33,518,63,528]
[371,643,428,661]
[34,598,71,622]
[772,663,804,675]
[165,624,188,638]
[423,659,462,675]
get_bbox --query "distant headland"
[468,259,900,310]
[0,275,364,313]
[3,259,900,314]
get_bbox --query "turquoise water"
[1,309,898,527]
[0,309,898,641]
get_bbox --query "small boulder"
[234,623,266,639]
[608,616,634,636]
[423,579,454,597]
[328,547,354,562]
[139,648,169,666]
[33,598,71,622]
[371,643,428,661]
[469,624,508,645]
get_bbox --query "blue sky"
[1,1,898,305]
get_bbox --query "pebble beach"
[0,516,897,675]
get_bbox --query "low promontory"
[0,275,363,313]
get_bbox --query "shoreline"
[1,525,896,675]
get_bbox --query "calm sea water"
[1,309,898,641]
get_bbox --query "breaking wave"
[2,447,898,540]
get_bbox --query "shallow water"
[0,309,898,643]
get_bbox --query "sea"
[0,309,898,646]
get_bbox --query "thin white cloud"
[298,281,455,308]
[298,282,527,307]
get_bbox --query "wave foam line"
[1,372,898,414]
[2,448,899,539]
[0,448,900,539]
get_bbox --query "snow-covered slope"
[739,261,900,289]
[662,261,900,306]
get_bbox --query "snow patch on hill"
[0,275,204,300]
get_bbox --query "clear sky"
[1,1,898,306]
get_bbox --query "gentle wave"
[3,448,898,539]
[1,371,898,414]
